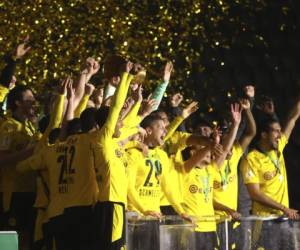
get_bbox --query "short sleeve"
[233,143,244,159]
[241,156,260,184]
[278,135,288,153]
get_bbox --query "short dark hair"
[257,116,280,136]
[140,113,163,129]
[66,118,81,136]
[7,85,32,111]
[80,108,97,133]
[95,106,110,128]
[49,128,61,144]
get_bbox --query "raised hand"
[212,143,224,159]
[239,98,251,110]
[231,103,242,125]
[211,126,222,144]
[140,94,157,118]
[243,85,255,98]
[126,61,134,73]
[131,84,143,103]
[85,83,95,96]
[163,61,173,82]
[66,77,75,101]
[15,35,31,59]
[170,93,183,107]
[182,101,199,119]
[58,77,70,95]
[94,87,104,108]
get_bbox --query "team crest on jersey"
[189,184,198,193]
[115,149,123,158]
[263,171,276,181]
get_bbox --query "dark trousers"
[93,201,126,250]
[1,192,36,249]
[195,231,219,250]
[48,205,94,250]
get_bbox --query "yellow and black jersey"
[213,144,243,217]
[127,146,184,214]
[17,132,99,219]
[181,163,217,232]
[0,116,38,211]
[93,72,133,206]
[241,135,289,216]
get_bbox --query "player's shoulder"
[0,117,22,133]
[126,147,143,157]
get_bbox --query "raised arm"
[101,62,133,138]
[73,57,99,109]
[152,61,173,110]
[282,99,300,140]
[239,99,256,151]
[0,36,31,100]
[221,103,242,153]
[59,78,75,141]
[74,83,95,118]
[164,101,198,142]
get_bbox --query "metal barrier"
[126,213,300,250]
[126,213,195,250]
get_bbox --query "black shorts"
[48,205,94,250]
[93,201,126,250]
[195,231,219,250]
[160,205,178,216]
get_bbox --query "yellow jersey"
[17,132,99,219]
[241,135,289,216]
[94,72,133,206]
[33,94,65,209]
[213,144,243,217]
[0,116,38,211]
[181,164,217,232]
[127,146,184,214]
[160,130,191,206]
[0,84,9,103]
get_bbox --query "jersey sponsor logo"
[115,149,123,158]
[263,171,276,181]
[189,184,213,194]
[213,174,236,189]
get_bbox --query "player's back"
[45,133,98,218]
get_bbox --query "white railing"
[126,213,300,250]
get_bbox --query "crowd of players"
[0,38,300,250]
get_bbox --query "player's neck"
[258,140,273,152]
[143,137,157,149]
[13,109,27,123]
